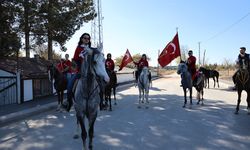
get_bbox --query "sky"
[61,0,250,67]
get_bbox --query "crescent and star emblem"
[165,42,176,55]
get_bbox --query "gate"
[0,75,19,105]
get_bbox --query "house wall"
[23,79,33,102]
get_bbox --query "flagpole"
[176,27,182,62]
[157,49,160,76]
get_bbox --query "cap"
[240,47,246,51]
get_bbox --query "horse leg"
[145,90,149,109]
[113,87,117,105]
[201,89,204,105]
[77,114,87,150]
[109,93,112,111]
[235,89,242,114]
[213,77,216,88]
[138,89,142,108]
[141,90,145,103]
[56,91,61,111]
[189,88,193,108]
[73,119,80,139]
[99,91,104,110]
[207,78,210,88]
[247,91,250,114]
[88,113,97,150]
[196,91,200,105]
[183,89,187,108]
[217,76,219,88]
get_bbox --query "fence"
[0,73,20,105]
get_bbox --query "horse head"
[177,62,188,75]
[81,48,110,84]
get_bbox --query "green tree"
[0,1,21,57]
[33,0,96,60]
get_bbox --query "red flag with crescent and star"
[158,33,181,67]
[119,49,133,71]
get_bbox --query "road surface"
[1,74,250,150]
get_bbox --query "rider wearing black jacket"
[232,47,250,88]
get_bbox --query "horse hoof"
[182,105,186,108]
[234,111,239,115]
[146,106,149,109]
[73,134,79,139]
[114,103,117,105]
[142,101,144,103]
[138,106,141,109]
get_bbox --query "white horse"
[74,47,109,150]
[137,67,150,108]
[177,61,193,108]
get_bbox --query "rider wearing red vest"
[66,33,91,112]
[187,50,197,79]
[133,54,150,82]
[105,53,115,71]
[56,59,66,73]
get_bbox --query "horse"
[48,65,67,111]
[103,69,117,111]
[199,67,219,88]
[177,61,193,108]
[194,72,205,105]
[234,66,250,114]
[137,67,150,108]
[74,47,109,150]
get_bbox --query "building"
[0,56,54,106]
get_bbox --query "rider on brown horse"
[232,47,250,89]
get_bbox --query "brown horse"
[104,69,117,111]
[48,65,67,111]
[234,68,250,114]
[199,67,219,88]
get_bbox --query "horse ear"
[180,60,185,63]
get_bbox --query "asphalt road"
[0,74,250,150]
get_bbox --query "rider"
[133,54,151,83]
[56,58,66,73]
[105,53,115,71]
[63,54,72,84]
[186,50,198,86]
[232,47,250,89]
[105,53,117,83]
[65,33,91,112]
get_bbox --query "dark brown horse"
[103,69,117,111]
[194,72,205,105]
[234,68,250,114]
[48,65,67,111]
[199,67,219,88]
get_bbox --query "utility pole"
[198,42,201,66]
[91,0,103,52]
[203,49,206,66]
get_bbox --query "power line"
[204,11,250,43]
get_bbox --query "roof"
[0,57,57,79]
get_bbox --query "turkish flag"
[119,49,133,71]
[158,33,181,67]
